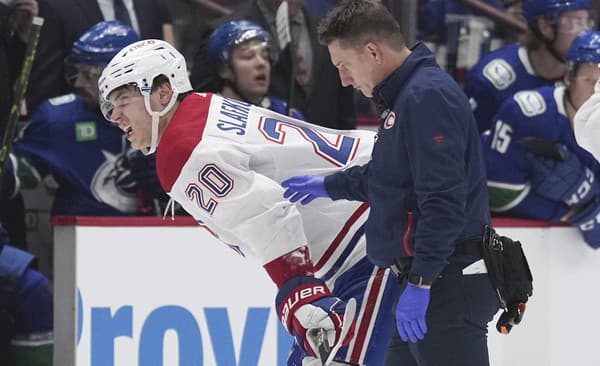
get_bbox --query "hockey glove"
[526,143,598,206]
[265,247,355,363]
[282,175,329,205]
[567,199,600,249]
[276,276,355,361]
[395,284,430,343]
[127,151,161,191]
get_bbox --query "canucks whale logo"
[90,148,137,213]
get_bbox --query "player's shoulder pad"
[48,93,77,106]
[469,44,518,89]
[33,93,82,123]
[511,90,546,117]
[482,58,516,91]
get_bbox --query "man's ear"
[564,73,572,89]
[218,64,234,82]
[158,81,174,105]
[365,42,382,64]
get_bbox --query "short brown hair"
[318,0,404,50]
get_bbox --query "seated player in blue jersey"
[465,0,593,133]
[0,21,152,216]
[481,30,600,249]
[0,222,53,366]
[201,20,305,120]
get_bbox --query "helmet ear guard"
[98,39,193,155]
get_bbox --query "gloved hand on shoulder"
[526,143,598,206]
[281,175,329,205]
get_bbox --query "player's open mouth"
[126,126,133,137]
[255,74,267,82]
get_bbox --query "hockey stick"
[275,1,297,117]
[0,16,44,194]
[307,298,357,365]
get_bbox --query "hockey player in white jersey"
[98,39,398,366]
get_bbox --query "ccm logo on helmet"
[280,285,327,326]
[129,39,155,51]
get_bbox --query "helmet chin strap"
[141,92,178,155]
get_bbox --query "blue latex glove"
[526,144,598,206]
[281,175,329,205]
[395,284,430,343]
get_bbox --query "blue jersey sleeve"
[465,64,506,133]
[324,162,371,202]
[13,100,57,179]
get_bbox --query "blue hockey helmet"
[522,0,591,29]
[206,20,276,67]
[567,30,600,66]
[69,21,140,66]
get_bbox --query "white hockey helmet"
[98,39,193,154]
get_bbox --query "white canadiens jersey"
[156,93,375,278]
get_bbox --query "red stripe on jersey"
[156,93,213,192]
[403,211,414,256]
[315,202,369,272]
[349,267,387,363]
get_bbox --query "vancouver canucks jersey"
[466,43,559,133]
[481,85,600,221]
[13,94,137,215]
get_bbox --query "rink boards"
[53,216,600,366]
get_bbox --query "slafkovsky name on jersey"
[214,96,252,136]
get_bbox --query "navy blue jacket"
[325,43,491,284]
